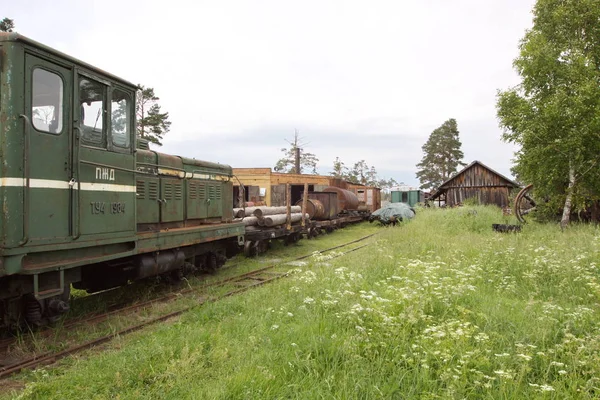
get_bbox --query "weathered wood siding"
[349,186,382,212]
[442,164,516,208]
[232,169,364,207]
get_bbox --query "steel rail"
[0,234,375,377]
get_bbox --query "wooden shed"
[428,161,520,208]
[232,168,380,211]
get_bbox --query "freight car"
[0,33,244,329]
[237,187,370,257]
[234,206,309,256]
[298,188,370,237]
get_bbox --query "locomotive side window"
[79,77,106,147]
[31,68,63,134]
[111,88,131,149]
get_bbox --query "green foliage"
[329,157,398,189]
[7,209,600,399]
[136,85,171,146]
[416,118,466,190]
[274,130,319,174]
[347,159,377,185]
[330,156,348,179]
[496,0,600,223]
[0,18,14,32]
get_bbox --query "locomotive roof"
[0,32,137,89]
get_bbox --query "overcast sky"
[6,0,536,187]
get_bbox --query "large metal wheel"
[514,184,537,223]
[244,240,257,257]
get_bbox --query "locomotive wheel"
[22,284,71,327]
[514,184,537,223]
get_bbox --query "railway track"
[0,234,375,380]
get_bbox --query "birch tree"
[496,0,600,227]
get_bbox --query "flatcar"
[0,33,244,328]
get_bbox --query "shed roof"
[429,160,520,200]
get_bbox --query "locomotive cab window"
[79,77,106,147]
[31,68,64,134]
[111,88,131,149]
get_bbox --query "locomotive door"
[24,54,72,242]
[74,72,136,238]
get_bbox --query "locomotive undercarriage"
[0,239,235,331]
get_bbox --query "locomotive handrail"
[191,169,232,180]
[72,126,82,240]
[18,114,31,247]
[136,162,232,179]
[136,162,186,176]
[80,160,139,175]
[79,160,223,179]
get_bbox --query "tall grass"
[6,206,600,399]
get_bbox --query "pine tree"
[136,85,171,146]
[0,18,15,32]
[415,118,466,190]
[330,157,348,179]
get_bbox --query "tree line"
[273,131,399,190]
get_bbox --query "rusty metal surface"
[298,198,325,219]
[296,192,338,220]
[323,187,359,211]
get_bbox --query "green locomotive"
[0,33,244,328]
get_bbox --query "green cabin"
[391,190,424,207]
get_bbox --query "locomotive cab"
[0,33,138,326]
[0,33,244,329]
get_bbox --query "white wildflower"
[539,384,555,392]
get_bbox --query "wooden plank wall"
[442,164,515,208]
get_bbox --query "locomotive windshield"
[111,89,131,148]
[79,77,105,146]
[32,68,64,134]
[79,77,132,149]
